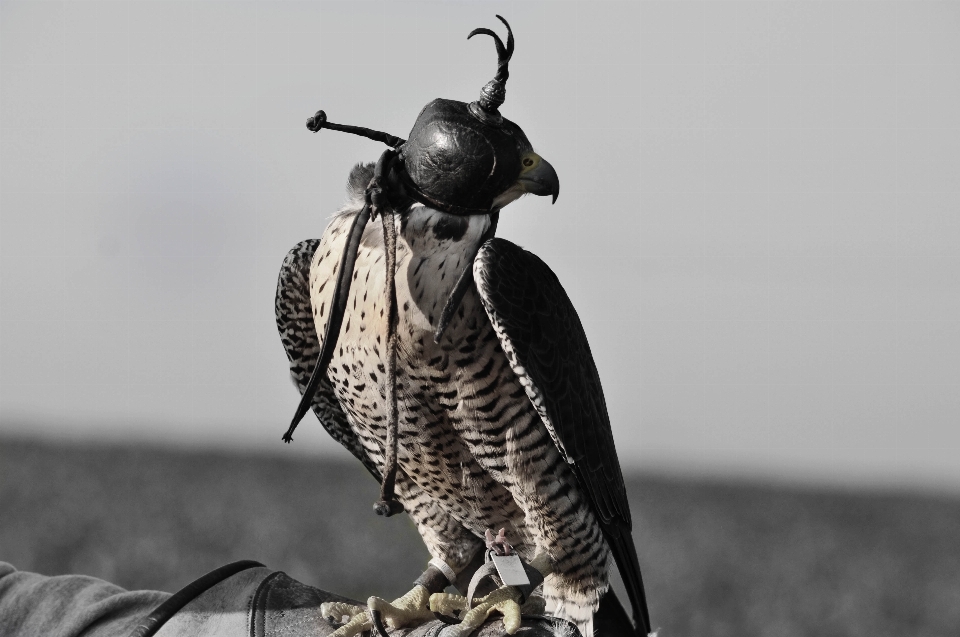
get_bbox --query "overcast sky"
[2,0,959,493]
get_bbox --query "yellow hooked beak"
[517,152,560,204]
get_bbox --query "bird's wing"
[474,238,630,525]
[474,237,650,635]
[275,237,380,480]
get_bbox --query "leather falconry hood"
[304,14,533,216]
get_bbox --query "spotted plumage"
[276,164,647,636]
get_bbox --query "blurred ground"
[1,435,958,637]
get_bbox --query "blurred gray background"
[4,3,960,635]
[2,0,960,493]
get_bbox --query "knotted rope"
[373,171,403,517]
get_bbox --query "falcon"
[275,16,653,637]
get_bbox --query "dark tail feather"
[594,588,637,637]
[608,530,652,636]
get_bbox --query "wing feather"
[474,238,651,635]
[474,238,629,527]
[275,238,379,480]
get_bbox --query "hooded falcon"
[275,16,653,637]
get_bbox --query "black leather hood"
[400,98,532,213]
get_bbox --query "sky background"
[2,0,959,493]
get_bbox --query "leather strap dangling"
[282,149,395,443]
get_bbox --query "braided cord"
[375,205,402,516]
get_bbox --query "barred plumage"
[276,164,647,636]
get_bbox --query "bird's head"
[397,15,559,216]
[305,15,558,218]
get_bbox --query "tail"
[593,588,640,637]
[606,529,653,636]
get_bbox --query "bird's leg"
[320,562,453,637]
[429,530,553,637]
